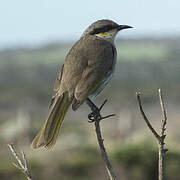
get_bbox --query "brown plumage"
[31,19,132,149]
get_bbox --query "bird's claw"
[88,110,101,122]
[88,100,109,123]
[88,113,95,123]
[87,98,115,123]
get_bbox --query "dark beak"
[118,25,133,31]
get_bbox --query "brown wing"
[72,66,102,111]
[49,64,64,108]
[74,67,101,100]
[72,36,115,110]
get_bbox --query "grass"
[117,43,168,61]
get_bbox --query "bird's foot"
[86,98,115,123]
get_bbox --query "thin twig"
[159,89,167,137]
[136,92,160,141]
[86,98,117,180]
[8,144,33,180]
[136,89,168,180]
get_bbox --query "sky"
[0,0,180,48]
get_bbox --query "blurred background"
[1,0,180,179]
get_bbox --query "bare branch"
[8,144,33,180]
[158,89,168,180]
[136,92,160,141]
[86,98,117,180]
[159,89,167,137]
[136,89,168,180]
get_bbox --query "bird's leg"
[86,98,99,112]
[86,98,115,123]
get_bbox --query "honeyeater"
[31,19,132,149]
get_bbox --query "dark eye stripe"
[90,25,118,35]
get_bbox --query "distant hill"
[1,37,180,68]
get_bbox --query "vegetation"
[1,37,180,179]
[2,143,180,180]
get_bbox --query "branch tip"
[136,89,168,180]
[136,92,141,96]
[8,144,33,180]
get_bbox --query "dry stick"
[136,92,160,141]
[8,144,33,180]
[94,118,117,180]
[86,98,117,180]
[158,89,168,180]
[136,89,168,180]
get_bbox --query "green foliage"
[113,142,158,180]
[2,143,180,180]
[117,43,168,61]
[57,147,100,179]
[165,151,180,179]
[113,142,180,180]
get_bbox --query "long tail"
[31,92,70,149]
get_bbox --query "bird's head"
[83,19,133,43]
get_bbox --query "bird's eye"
[89,25,117,35]
[104,25,112,32]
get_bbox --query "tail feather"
[31,92,70,149]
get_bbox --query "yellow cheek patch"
[97,32,108,37]
[96,29,118,38]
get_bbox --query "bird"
[31,19,132,149]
